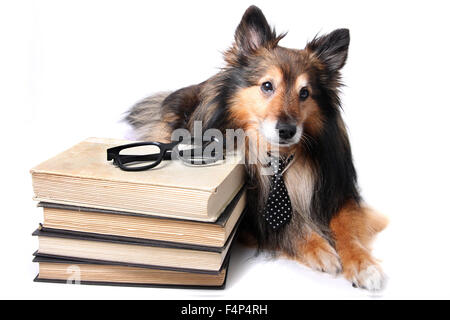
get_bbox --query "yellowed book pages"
[31,137,245,222]
[37,233,233,271]
[37,262,227,287]
[42,189,246,247]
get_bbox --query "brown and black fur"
[126,6,388,290]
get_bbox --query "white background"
[1,0,450,299]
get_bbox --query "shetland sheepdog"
[126,6,388,291]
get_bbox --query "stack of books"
[30,137,246,289]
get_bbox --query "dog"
[126,5,388,291]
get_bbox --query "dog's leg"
[330,201,388,291]
[291,231,342,275]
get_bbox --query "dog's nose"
[276,122,297,140]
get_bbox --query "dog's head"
[226,6,350,149]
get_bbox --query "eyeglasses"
[106,138,223,171]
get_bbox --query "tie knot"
[270,154,294,175]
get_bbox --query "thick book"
[37,187,246,248]
[30,137,245,222]
[33,255,229,289]
[32,222,241,272]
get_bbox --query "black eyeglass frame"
[107,141,180,172]
[106,138,223,171]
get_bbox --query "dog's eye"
[299,87,309,100]
[261,81,274,94]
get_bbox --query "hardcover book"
[33,223,240,272]
[33,255,229,289]
[37,187,246,248]
[30,137,245,222]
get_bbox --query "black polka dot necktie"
[262,154,294,231]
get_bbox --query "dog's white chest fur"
[283,158,315,221]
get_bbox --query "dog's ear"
[306,29,350,73]
[234,6,277,54]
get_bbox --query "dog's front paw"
[345,260,386,291]
[302,240,342,276]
